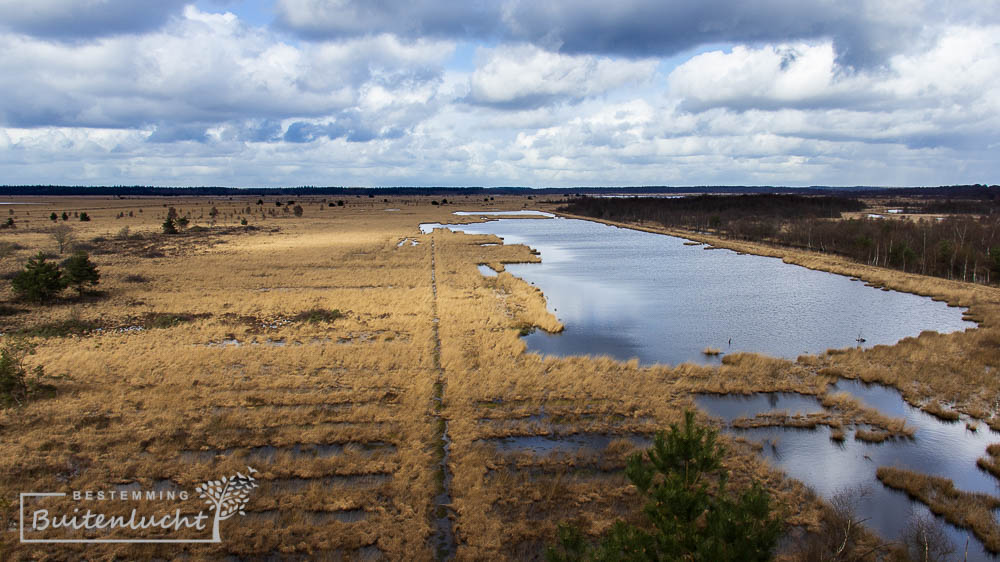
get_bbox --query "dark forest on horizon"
[561,193,1000,285]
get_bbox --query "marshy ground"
[0,195,998,559]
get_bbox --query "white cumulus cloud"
[467,45,656,109]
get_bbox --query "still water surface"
[697,382,1000,560]
[423,216,974,365]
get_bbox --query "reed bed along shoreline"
[0,195,995,559]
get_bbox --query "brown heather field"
[0,194,995,559]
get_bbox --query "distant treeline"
[0,184,997,198]
[561,194,1000,284]
[561,194,863,230]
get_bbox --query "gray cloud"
[0,0,188,39]
[274,0,501,40]
[147,123,209,143]
[275,0,1000,68]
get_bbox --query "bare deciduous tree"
[900,513,955,562]
[50,224,74,254]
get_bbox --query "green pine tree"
[547,410,783,562]
[11,253,65,304]
[61,251,100,296]
[162,217,178,234]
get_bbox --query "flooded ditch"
[696,380,1000,560]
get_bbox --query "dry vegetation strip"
[876,467,1000,552]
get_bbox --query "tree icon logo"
[195,466,259,542]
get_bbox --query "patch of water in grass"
[696,387,1000,560]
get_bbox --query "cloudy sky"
[0,0,998,187]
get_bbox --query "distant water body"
[423,216,974,365]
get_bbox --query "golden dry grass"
[2,193,993,559]
[0,195,831,560]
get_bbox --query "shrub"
[122,274,150,283]
[293,204,304,217]
[162,217,178,234]
[49,212,57,221]
[294,308,344,324]
[61,251,100,296]
[18,316,100,338]
[546,410,782,562]
[240,218,248,226]
[11,253,64,304]
[0,342,50,408]
[0,240,19,261]
[61,212,68,221]
[79,212,91,222]
[0,304,23,316]
[515,322,536,337]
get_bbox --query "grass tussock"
[702,347,721,356]
[977,443,1000,480]
[293,308,345,324]
[853,428,891,443]
[922,400,961,422]
[820,391,914,438]
[145,312,211,329]
[876,466,1000,552]
[976,456,1000,479]
[731,411,822,430]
